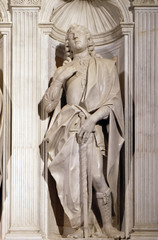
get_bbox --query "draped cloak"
[45,57,124,229]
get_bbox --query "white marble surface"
[0,0,157,239]
[5,3,42,239]
[132,4,158,238]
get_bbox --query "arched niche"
[39,1,134,239]
[40,0,133,45]
[40,0,132,25]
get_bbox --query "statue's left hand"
[77,116,96,144]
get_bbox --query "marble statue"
[43,24,124,238]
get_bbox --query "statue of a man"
[43,24,124,238]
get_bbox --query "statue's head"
[65,24,95,62]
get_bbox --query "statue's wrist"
[91,107,110,123]
[51,77,63,86]
[90,114,98,124]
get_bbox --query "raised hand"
[53,64,77,84]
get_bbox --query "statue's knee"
[92,175,104,191]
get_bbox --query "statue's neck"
[73,49,89,60]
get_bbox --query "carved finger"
[82,131,90,143]
[78,127,84,137]
[78,128,86,143]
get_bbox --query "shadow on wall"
[55,44,65,68]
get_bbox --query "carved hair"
[64,24,97,65]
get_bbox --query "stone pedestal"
[53,239,113,240]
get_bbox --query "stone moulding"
[133,0,158,6]
[9,0,41,7]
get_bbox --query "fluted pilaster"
[132,5,158,239]
[6,3,42,239]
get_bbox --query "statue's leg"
[91,148,125,239]
[96,190,125,238]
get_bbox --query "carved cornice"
[9,0,41,7]
[133,0,158,6]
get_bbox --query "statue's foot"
[92,231,108,238]
[103,224,125,239]
[67,228,83,238]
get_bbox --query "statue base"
[54,238,115,240]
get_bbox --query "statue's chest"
[65,60,89,105]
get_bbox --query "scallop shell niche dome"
[49,0,124,41]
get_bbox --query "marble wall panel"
[133,7,158,238]
[9,7,42,238]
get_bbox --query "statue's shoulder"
[91,56,116,72]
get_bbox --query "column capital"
[132,0,158,7]
[9,0,41,8]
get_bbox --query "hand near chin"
[77,116,96,144]
[53,63,77,84]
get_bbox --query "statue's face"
[68,27,88,54]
